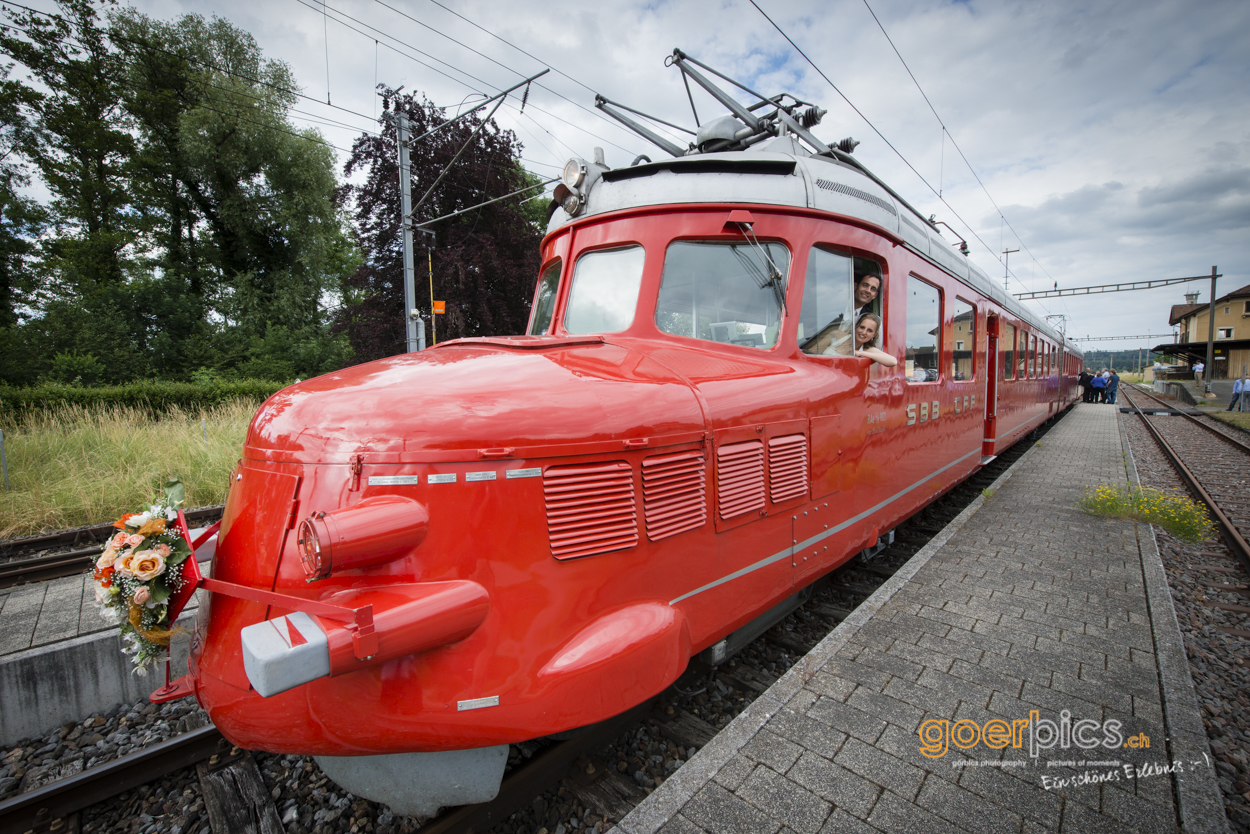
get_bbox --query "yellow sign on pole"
[433,300,446,314]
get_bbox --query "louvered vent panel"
[642,451,707,541]
[543,461,638,559]
[717,440,765,520]
[769,433,808,503]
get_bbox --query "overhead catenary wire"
[749,0,1054,317]
[2,2,564,183]
[857,0,1059,295]
[364,0,690,148]
[290,0,642,158]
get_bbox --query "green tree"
[112,10,356,379]
[0,0,135,296]
[338,89,542,362]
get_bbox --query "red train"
[180,55,1082,815]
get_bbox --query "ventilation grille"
[769,434,808,503]
[813,178,898,216]
[717,440,765,520]
[543,461,637,559]
[642,451,707,541]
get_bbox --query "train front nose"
[188,340,705,811]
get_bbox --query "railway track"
[1120,384,1250,573]
[0,413,1067,834]
[0,506,224,590]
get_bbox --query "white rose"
[127,511,153,528]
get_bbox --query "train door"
[983,314,999,462]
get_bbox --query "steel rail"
[1124,384,1250,455]
[0,547,102,590]
[0,726,232,834]
[1121,387,1250,574]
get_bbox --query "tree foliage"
[337,89,542,362]
[0,0,356,386]
[0,1,545,387]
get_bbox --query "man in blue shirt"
[1106,369,1120,405]
[1091,370,1107,403]
[1230,377,1245,412]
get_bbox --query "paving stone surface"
[616,403,1228,834]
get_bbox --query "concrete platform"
[616,403,1229,834]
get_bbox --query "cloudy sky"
[18,0,1250,353]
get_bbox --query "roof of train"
[547,135,1079,357]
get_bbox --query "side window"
[798,248,883,355]
[1029,335,1037,378]
[655,241,790,349]
[905,276,941,382]
[1003,323,1016,380]
[527,260,562,335]
[564,246,645,334]
[952,298,975,381]
[1017,330,1027,378]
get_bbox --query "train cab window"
[952,298,975,380]
[798,248,883,355]
[655,241,790,348]
[1003,323,1015,379]
[527,260,562,335]
[905,276,941,382]
[564,246,645,334]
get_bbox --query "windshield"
[563,246,646,334]
[655,241,790,349]
[527,260,562,335]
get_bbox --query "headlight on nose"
[298,495,430,582]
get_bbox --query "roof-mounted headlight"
[562,158,587,189]
[553,183,585,217]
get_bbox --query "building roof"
[1218,282,1250,303]
[1169,303,1204,325]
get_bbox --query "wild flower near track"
[1079,484,1215,543]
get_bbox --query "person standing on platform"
[1091,370,1107,403]
[1106,369,1119,405]
[1079,369,1094,402]
[1194,361,1204,381]
[1230,377,1244,411]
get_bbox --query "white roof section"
[547,137,1073,353]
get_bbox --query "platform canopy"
[1149,338,1250,362]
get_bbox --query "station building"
[1154,283,1250,378]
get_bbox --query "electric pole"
[1003,248,1019,292]
[397,112,420,353]
[1204,265,1217,392]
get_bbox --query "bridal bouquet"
[90,481,194,673]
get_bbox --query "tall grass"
[0,401,257,539]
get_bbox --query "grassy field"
[1211,410,1250,433]
[0,401,256,539]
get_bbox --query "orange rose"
[96,550,117,570]
[130,552,166,581]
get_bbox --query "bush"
[0,379,287,423]
[1079,484,1215,543]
